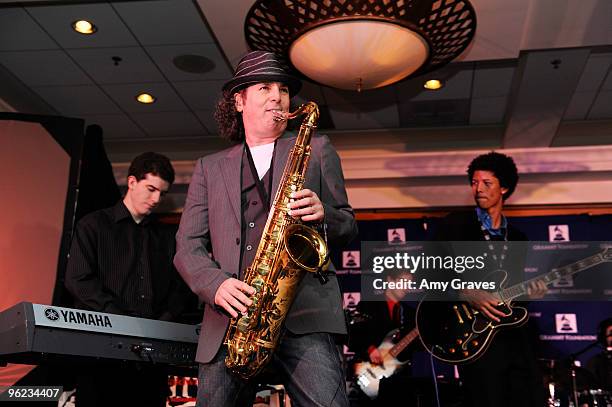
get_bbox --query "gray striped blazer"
[174,132,358,363]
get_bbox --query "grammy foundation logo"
[555,313,578,334]
[343,292,360,310]
[342,251,360,269]
[548,225,570,242]
[387,228,406,245]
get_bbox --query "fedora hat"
[223,51,302,96]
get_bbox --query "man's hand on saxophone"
[214,278,255,318]
[287,189,324,223]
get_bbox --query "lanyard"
[244,141,276,209]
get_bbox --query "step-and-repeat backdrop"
[334,213,612,377]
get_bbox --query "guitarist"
[349,273,423,405]
[435,152,547,407]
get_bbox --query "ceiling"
[0,0,611,162]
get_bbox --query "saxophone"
[224,101,329,379]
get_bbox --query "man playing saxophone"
[174,51,358,406]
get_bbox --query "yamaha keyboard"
[0,302,198,368]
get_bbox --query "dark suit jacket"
[435,210,527,242]
[435,210,528,286]
[174,132,358,363]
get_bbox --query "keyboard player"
[65,152,190,407]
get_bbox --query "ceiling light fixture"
[173,55,215,74]
[72,20,97,35]
[244,0,476,92]
[136,93,156,104]
[423,79,443,90]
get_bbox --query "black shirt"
[65,201,187,320]
[349,300,418,363]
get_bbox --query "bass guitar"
[354,327,419,399]
[416,248,611,365]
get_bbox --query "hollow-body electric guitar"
[354,327,419,399]
[416,248,611,364]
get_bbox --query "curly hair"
[467,151,519,201]
[213,88,298,142]
[214,90,244,143]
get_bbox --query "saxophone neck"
[286,102,319,147]
[287,102,319,129]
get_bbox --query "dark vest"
[239,148,273,276]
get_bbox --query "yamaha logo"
[44,308,60,321]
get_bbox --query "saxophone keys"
[249,297,259,309]
[237,316,251,333]
[252,277,264,292]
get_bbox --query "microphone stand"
[567,341,601,407]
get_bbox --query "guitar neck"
[389,328,419,358]
[500,250,607,301]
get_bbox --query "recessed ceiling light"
[173,55,215,74]
[72,20,97,35]
[136,93,156,104]
[423,79,443,90]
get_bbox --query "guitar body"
[416,248,612,364]
[354,329,410,399]
[416,270,528,364]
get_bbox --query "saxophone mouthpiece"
[272,111,288,122]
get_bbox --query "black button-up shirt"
[65,201,187,320]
